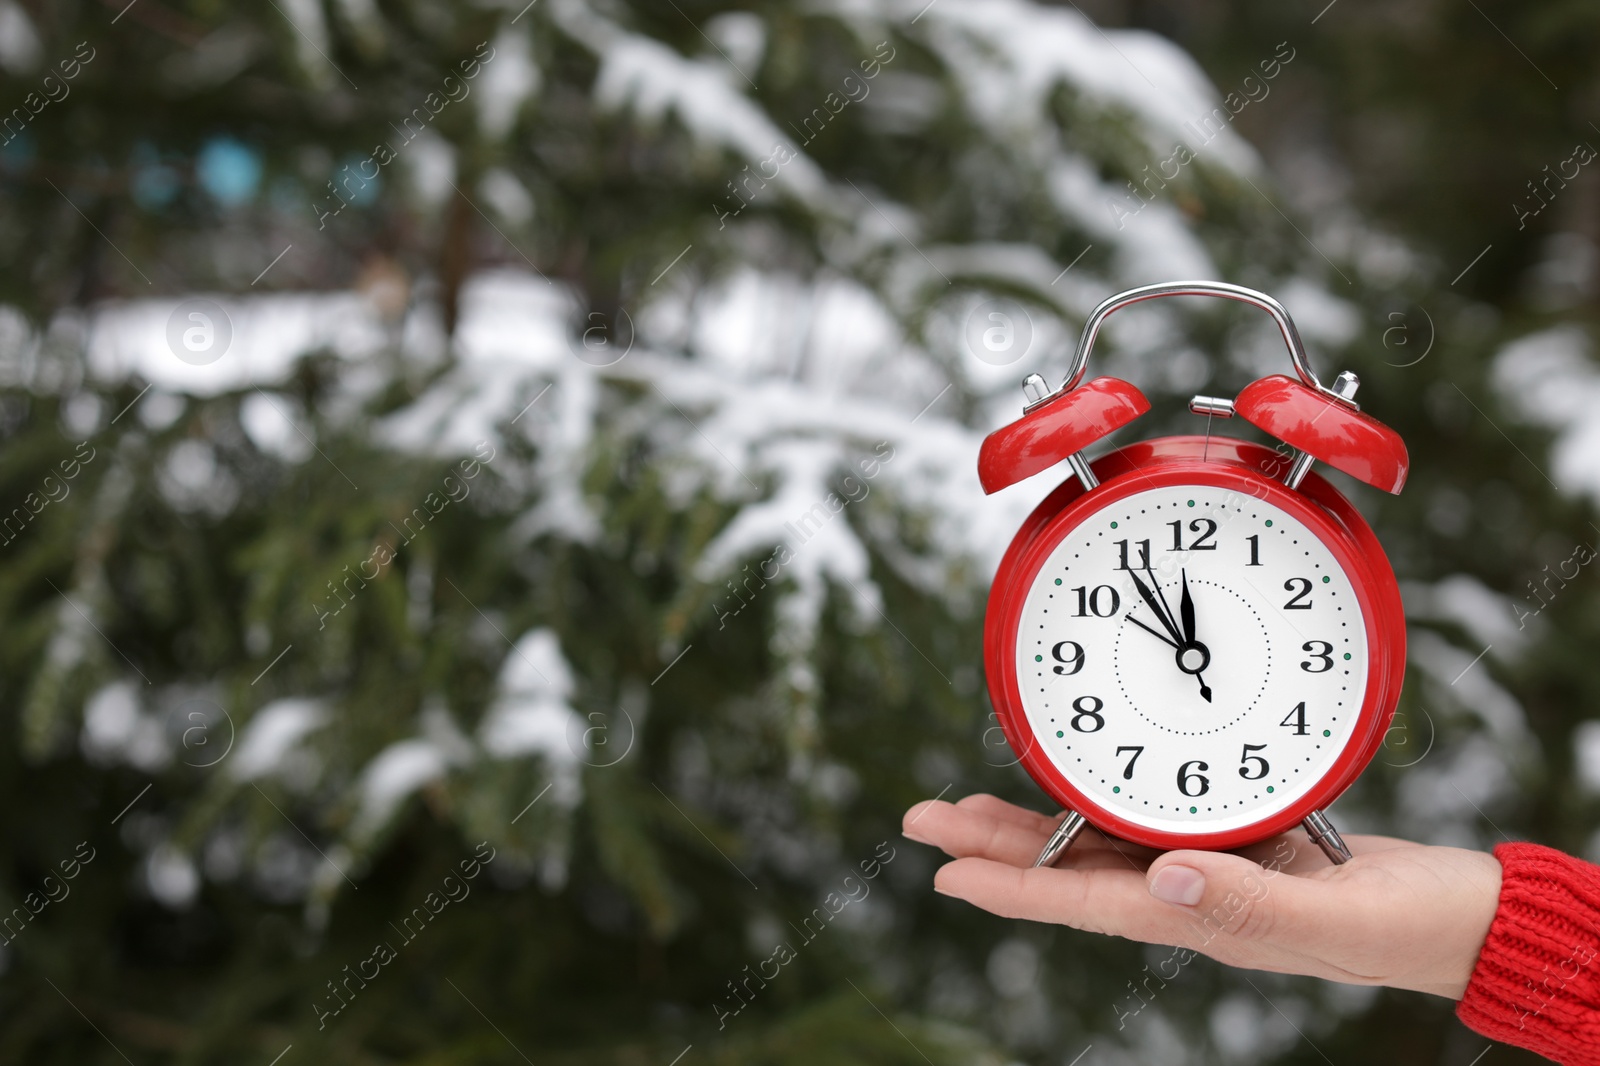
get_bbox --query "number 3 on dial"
[1300,641,1334,672]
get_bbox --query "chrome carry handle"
[1052,280,1326,399]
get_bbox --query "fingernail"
[933,884,961,899]
[1149,865,1206,906]
[902,827,932,845]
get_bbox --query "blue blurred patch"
[197,136,262,206]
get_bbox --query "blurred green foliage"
[0,2,1595,1065]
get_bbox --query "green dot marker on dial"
[1113,786,1121,793]
[1056,730,1064,738]
[1266,785,1275,793]
[1322,575,1331,583]
[1265,519,1274,527]
[1344,653,1352,660]
[1323,729,1331,737]
[1189,806,1197,814]
[1110,521,1118,529]
[1187,500,1195,507]
[1035,654,1043,661]
[1055,578,1062,585]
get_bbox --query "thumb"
[1143,848,1323,945]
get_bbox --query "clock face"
[1012,481,1371,836]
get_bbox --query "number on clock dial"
[1070,695,1105,732]
[1115,745,1144,779]
[1071,585,1120,617]
[1168,519,1218,551]
[1051,641,1085,675]
[1283,578,1313,609]
[1177,760,1210,796]
[1300,641,1334,672]
[1238,743,1270,780]
[1114,539,1151,570]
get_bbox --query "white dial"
[1014,483,1369,834]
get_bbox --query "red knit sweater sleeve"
[1456,842,1600,1065]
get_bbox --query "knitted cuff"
[1456,842,1600,1066]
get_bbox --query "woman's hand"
[902,793,1503,1000]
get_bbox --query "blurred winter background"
[0,0,1595,1063]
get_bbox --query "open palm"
[903,793,1502,999]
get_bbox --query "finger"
[934,857,1165,940]
[1080,827,1165,866]
[902,798,947,835]
[954,794,1060,835]
[907,798,1163,869]
[935,848,1342,955]
[907,798,1174,868]
[902,800,1049,866]
[949,795,1166,864]
[1143,849,1343,949]
[1060,849,1156,873]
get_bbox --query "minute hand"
[1180,569,1198,644]
[1129,568,1181,642]
[1125,612,1179,649]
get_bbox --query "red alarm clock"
[980,281,1408,868]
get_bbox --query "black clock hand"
[1179,568,1197,645]
[1125,612,1179,649]
[1129,566,1212,703]
[1179,569,1213,703]
[1129,568,1182,642]
[1147,563,1182,640]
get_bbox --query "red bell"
[1235,374,1409,494]
[977,376,1150,494]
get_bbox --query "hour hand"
[1179,569,1198,644]
[1177,568,1212,703]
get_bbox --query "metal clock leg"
[1302,809,1353,865]
[1033,810,1088,868]
[1283,451,1316,490]
[1064,453,1099,491]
